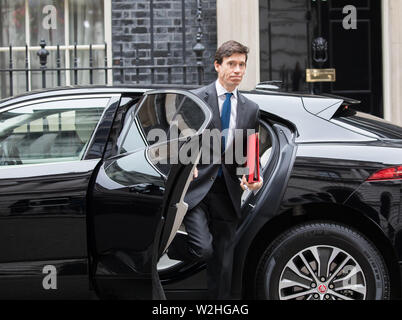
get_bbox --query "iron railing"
[0,38,205,98]
[0,0,206,98]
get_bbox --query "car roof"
[0,85,175,109]
[0,85,376,144]
[0,85,333,110]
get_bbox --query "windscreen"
[333,109,402,140]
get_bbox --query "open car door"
[89,89,212,299]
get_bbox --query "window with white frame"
[0,0,112,99]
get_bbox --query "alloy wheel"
[278,245,367,300]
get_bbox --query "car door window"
[117,92,208,177]
[0,97,109,166]
[137,93,206,145]
[118,106,146,155]
[144,93,206,176]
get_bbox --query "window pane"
[0,0,26,99]
[137,93,206,146]
[119,108,146,154]
[47,113,59,131]
[69,0,104,45]
[0,50,28,99]
[0,0,26,46]
[68,0,105,85]
[29,0,65,46]
[69,48,105,85]
[334,111,402,140]
[137,93,207,176]
[0,98,109,165]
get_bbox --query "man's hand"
[240,174,262,191]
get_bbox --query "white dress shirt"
[215,80,238,150]
[215,80,262,192]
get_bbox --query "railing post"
[56,44,61,86]
[74,42,78,85]
[9,45,13,96]
[120,43,124,83]
[192,0,205,85]
[104,42,108,84]
[181,0,187,84]
[89,44,93,84]
[150,0,155,84]
[167,43,172,84]
[25,44,29,91]
[37,40,49,89]
[135,48,140,84]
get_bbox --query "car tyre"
[255,222,390,300]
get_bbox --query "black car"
[0,86,401,300]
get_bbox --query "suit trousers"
[183,176,239,300]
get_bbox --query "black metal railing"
[0,39,205,98]
[0,0,206,99]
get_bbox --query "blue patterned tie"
[218,92,232,177]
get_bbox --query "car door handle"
[129,183,153,194]
[29,198,70,207]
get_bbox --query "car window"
[132,92,208,177]
[118,106,146,155]
[0,98,109,166]
[333,110,402,140]
[136,93,206,146]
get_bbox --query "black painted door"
[259,0,313,93]
[318,0,383,117]
[259,0,383,116]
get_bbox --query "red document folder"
[246,133,260,184]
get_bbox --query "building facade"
[218,0,401,125]
[0,0,401,125]
[0,0,218,99]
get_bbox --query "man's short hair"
[214,40,249,65]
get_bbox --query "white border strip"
[105,0,113,85]
[382,0,391,121]
[25,0,32,91]
[65,0,71,86]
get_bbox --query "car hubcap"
[278,245,367,300]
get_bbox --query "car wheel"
[255,222,390,300]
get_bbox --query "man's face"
[214,53,247,91]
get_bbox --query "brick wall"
[112,0,217,85]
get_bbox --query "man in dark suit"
[169,40,262,299]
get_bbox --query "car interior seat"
[0,138,23,165]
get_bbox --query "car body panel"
[302,96,343,116]
[0,159,99,298]
[0,93,123,298]
[246,93,377,143]
[282,142,402,210]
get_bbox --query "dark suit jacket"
[184,82,260,218]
